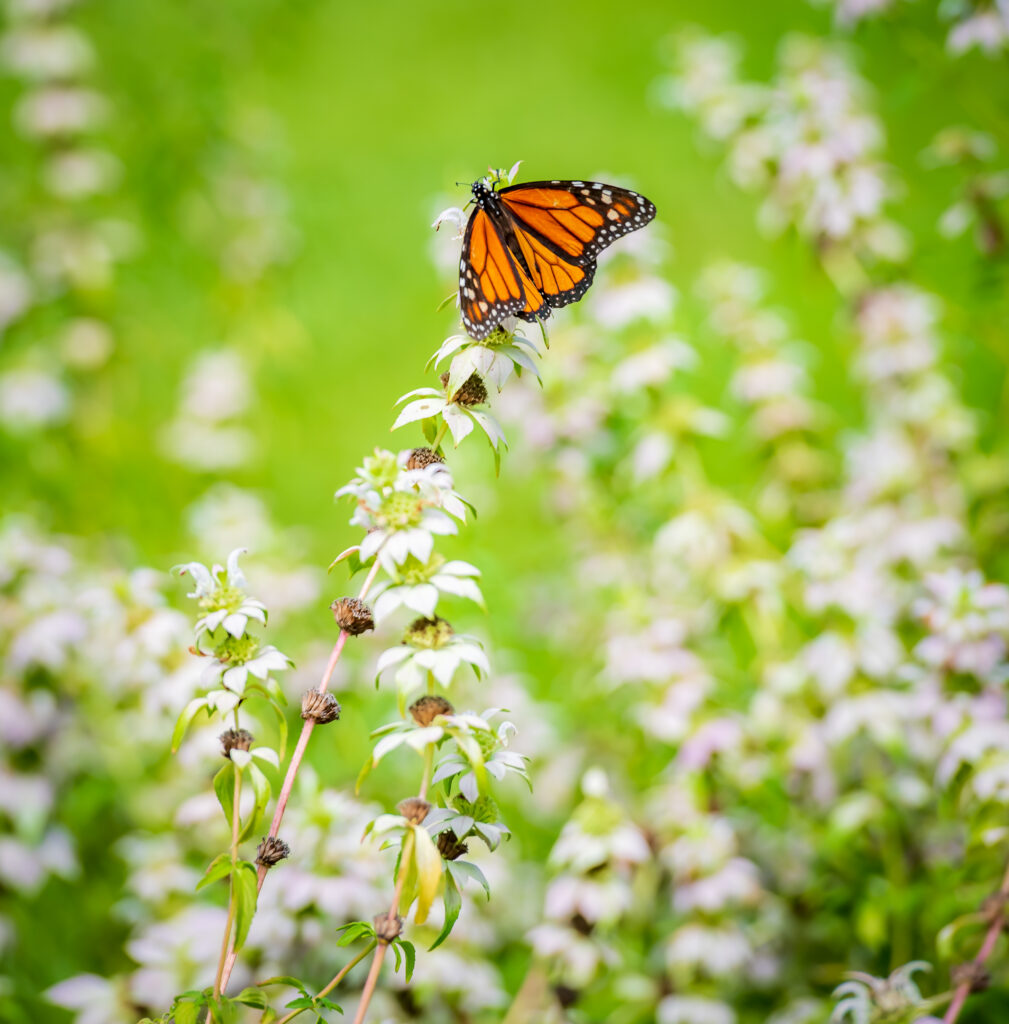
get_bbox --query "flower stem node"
[256,836,290,869]
[406,447,445,470]
[301,688,341,724]
[373,914,403,944]
[951,962,990,993]
[409,694,454,727]
[397,796,432,825]
[441,370,488,407]
[981,892,1008,923]
[404,615,454,649]
[437,830,468,861]
[220,728,254,758]
[330,597,375,636]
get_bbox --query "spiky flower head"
[331,597,375,636]
[406,447,444,470]
[301,689,341,724]
[374,914,403,943]
[441,370,487,407]
[256,836,290,868]
[404,615,454,649]
[220,728,254,758]
[397,796,432,825]
[437,830,468,861]
[409,694,454,726]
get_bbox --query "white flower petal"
[403,583,439,616]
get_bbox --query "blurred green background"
[3,0,1007,570]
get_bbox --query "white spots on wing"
[606,209,620,221]
[571,180,584,186]
[479,301,488,313]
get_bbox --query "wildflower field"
[3,1,1009,1023]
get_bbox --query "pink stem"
[218,555,383,993]
[943,860,1009,1023]
[350,944,387,1024]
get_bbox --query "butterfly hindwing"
[499,180,656,265]
[509,222,595,311]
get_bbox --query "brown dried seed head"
[437,830,468,861]
[441,371,487,407]
[951,962,990,993]
[406,447,445,471]
[220,728,254,758]
[397,796,432,825]
[374,914,403,943]
[256,836,290,868]
[301,688,341,724]
[409,694,454,727]
[331,597,374,636]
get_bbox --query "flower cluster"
[661,32,906,279]
[0,0,128,432]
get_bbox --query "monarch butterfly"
[458,176,657,340]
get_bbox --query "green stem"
[272,941,377,1024]
[212,762,244,1003]
[432,418,449,452]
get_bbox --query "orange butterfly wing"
[459,208,530,340]
[509,222,594,310]
[499,181,656,265]
[457,179,656,338]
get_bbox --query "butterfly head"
[470,180,497,209]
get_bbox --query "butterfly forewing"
[499,180,656,264]
[459,208,528,339]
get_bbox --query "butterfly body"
[458,176,656,339]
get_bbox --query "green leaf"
[232,861,259,952]
[213,761,237,828]
[173,1004,199,1024]
[172,697,209,753]
[315,995,344,1013]
[195,853,233,891]
[284,996,314,1010]
[234,987,269,1008]
[411,824,443,925]
[422,416,437,443]
[258,976,309,993]
[239,762,272,843]
[397,939,417,982]
[429,871,461,950]
[335,921,375,946]
[355,755,374,794]
[937,912,987,959]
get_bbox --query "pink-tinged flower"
[677,717,743,769]
[948,9,1009,55]
[672,858,762,912]
[658,994,736,1024]
[45,974,128,1024]
[666,922,753,978]
[913,568,1009,677]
